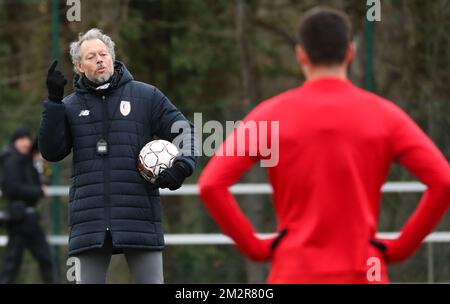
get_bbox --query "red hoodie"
[198,77,450,283]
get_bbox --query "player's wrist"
[252,237,274,261]
[371,238,402,263]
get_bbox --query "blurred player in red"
[198,7,450,283]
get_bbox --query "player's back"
[261,77,397,282]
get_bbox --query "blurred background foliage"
[0,0,448,283]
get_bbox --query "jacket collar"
[74,61,133,94]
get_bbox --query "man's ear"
[295,45,309,66]
[345,43,356,64]
[76,63,84,74]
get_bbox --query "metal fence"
[0,181,448,282]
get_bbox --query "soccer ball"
[138,140,179,183]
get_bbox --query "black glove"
[370,239,387,252]
[270,228,288,250]
[46,60,67,103]
[153,161,191,191]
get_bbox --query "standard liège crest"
[120,100,131,116]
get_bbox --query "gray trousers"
[74,233,164,284]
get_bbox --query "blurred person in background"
[0,128,56,284]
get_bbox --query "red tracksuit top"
[198,77,450,283]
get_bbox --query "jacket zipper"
[102,95,111,233]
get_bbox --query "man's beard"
[87,72,113,85]
[86,67,114,85]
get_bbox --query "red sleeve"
[198,109,277,261]
[382,106,450,263]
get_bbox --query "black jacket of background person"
[1,145,44,208]
[38,61,197,256]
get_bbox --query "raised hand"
[46,60,68,102]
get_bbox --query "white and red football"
[138,140,179,183]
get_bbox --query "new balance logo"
[79,110,90,117]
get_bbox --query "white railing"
[1,232,450,247]
[0,181,446,282]
[39,181,426,196]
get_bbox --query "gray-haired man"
[39,28,197,283]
